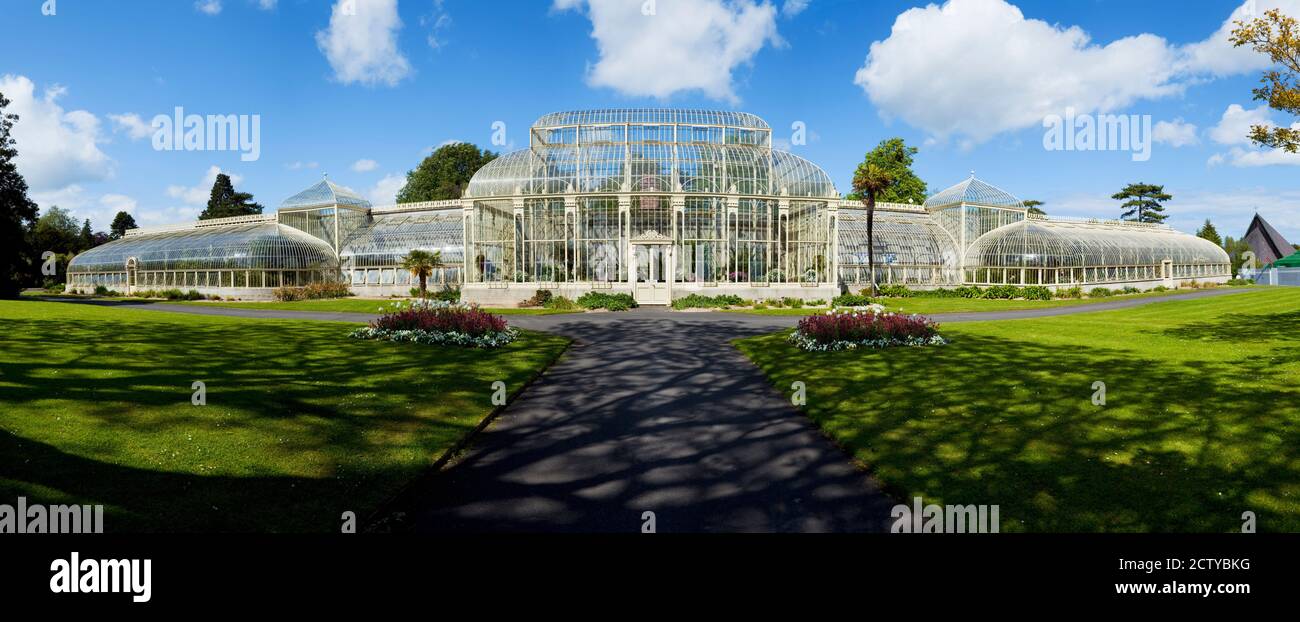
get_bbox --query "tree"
[845,138,927,205]
[1231,9,1300,153]
[110,211,138,240]
[199,173,263,220]
[0,91,39,297]
[78,219,93,252]
[1112,183,1171,224]
[1196,219,1223,247]
[851,163,897,297]
[1223,236,1252,275]
[1022,199,1047,216]
[397,143,498,203]
[31,206,81,256]
[400,249,443,297]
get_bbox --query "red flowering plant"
[789,308,946,352]
[351,300,517,348]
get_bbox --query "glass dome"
[533,108,769,130]
[965,219,1231,269]
[68,222,339,273]
[340,210,465,267]
[925,176,1024,209]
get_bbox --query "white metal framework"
[67,111,1231,301]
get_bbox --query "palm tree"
[400,249,443,297]
[851,163,896,297]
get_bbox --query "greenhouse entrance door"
[632,242,671,305]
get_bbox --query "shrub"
[274,286,304,302]
[1055,286,1083,299]
[352,300,516,348]
[789,309,946,352]
[1021,286,1052,301]
[1226,278,1254,286]
[781,297,804,309]
[1152,285,1169,292]
[832,293,875,307]
[43,282,65,294]
[519,289,554,308]
[543,296,578,310]
[303,281,352,299]
[671,293,745,310]
[576,292,638,311]
[980,285,1022,299]
[875,284,913,298]
[805,299,826,306]
[1088,287,1114,298]
[1121,286,1140,295]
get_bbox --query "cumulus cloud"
[555,0,783,103]
[1050,188,1300,241]
[1206,103,1300,166]
[316,0,412,87]
[0,74,113,193]
[782,0,809,18]
[167,165,243,205]
[367,173,406,206]
[108,113,153,140]
[853,0,1300,145]
[195,0,222,16]
[351,158,379,173]
[1153,119,1198,148]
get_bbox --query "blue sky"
[2,0,1298,242]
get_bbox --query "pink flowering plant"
[351,299,518,348]
[789,308,947,352]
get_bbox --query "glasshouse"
[67,108,1231,302]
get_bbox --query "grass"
[0,299,569,532]
[734,288,1300,532]
[727,288,1231,316]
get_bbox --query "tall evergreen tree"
[79,218,93,252]
[397,142,498,202]
[0,91,39,297]
[1111,182,1172,224]
[1196,219,1223,247]
[110,210,138,239]
[1022,199,1046,216]
[199,173,263,220]
[845,138,928,205]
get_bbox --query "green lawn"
[735,288,1300,532]
[161,298,580,315]
[0,299,569,532]
[726,288,1230,316]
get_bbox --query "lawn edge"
[362,332,574,532]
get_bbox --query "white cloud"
[29,187,143,232]
[288,161,319,170]
[782,0,809,18]
[1209,104,1273,146]
[316,0,412,87]
[255,0,277,9]
[423,0,452,49]
[1050,187,1300,242]
[853,0,1300,145]
[1153,119,1198,148]
[351,158,379,172]
[854,0,1186,144]
[195,0,222,16]
[108,113,153,140]
[1206,103,1300,166]
[367,173,406,206]
[100,193,138,218]
[555,0,782,103]
[167,165,243,205]
[0,74,113,193]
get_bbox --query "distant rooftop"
[280,177,371,211]
[924,175,1024,210]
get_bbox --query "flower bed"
[350,300,518,348]
[789,308,947,352]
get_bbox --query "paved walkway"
[42,288,1249,532]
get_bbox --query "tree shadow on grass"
[1161,310,1300,343]
[740,329,1300,532]
[0,313,565,532]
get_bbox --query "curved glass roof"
[839,208,958,268]
[68,223,339,273]
[925,176,1023,210]
[464,147,836,199]
[280,178,371,211]
[965,220,1231,268]
[534,109,769,130]
[340,210,465,267]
